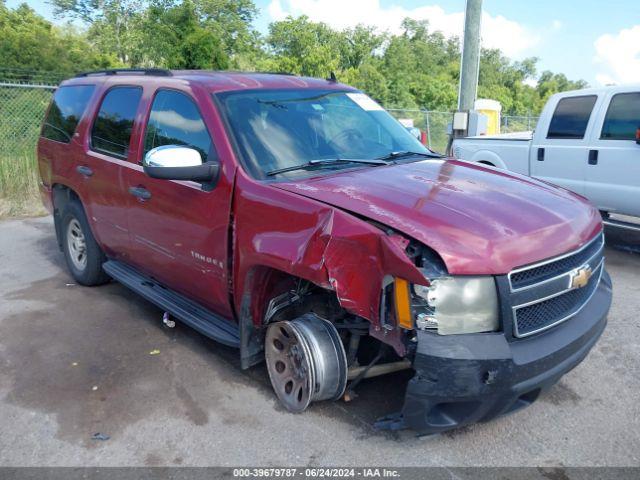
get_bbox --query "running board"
[103,260,240,348]
[604,219,640,233]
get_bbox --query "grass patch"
[0,86,53,219]
[0,149,47,219]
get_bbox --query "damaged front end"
[234,172,611,435]
[376,242,612,436]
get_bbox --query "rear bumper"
[383,270,612,435]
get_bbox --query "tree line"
[0,0,588,115]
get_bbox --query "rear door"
[586,89,640,216]
[530,94,600,195]
[123,86,234,317]
[81,84,143,257]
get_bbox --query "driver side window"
[144,90,212,161]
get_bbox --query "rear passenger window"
[547,95,597,139]
[143,90,212,161]
[91,87,142,158]
[601,92,640,140]
[41,85,95,143]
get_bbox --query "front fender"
[233,173,426,356]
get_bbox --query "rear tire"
[60,200,110,286]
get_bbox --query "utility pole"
[447,0,482,153]
[458,0,483,111]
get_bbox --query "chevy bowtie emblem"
[569,264,592,289]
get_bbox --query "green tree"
[50,0,256,67]
[136,0,228,68]
[340,61,389,104]
[0,3,116,77]
[536,71,589,106]
[338,25,385,70]
[178,28,228,69]
[51,0,144,64]
[266,15,342,77]
[2,1,591,116]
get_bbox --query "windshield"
[217,89,432,179]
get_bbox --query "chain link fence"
[0,83,55,216]
[386,109,452,153]
[387,109,539,154]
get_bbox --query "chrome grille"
[510,234,604,290]
[509,233,605,338]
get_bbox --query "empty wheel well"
[240,267,402,370]
[239,267,343,327]
[239,267,352,369]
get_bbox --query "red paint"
[37,72,602,356]
[274,160,602,275]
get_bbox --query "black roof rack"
[75,68,172,78]
[171,70,297,76]
[251,71,297,76]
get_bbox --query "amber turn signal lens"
[394,278,413,329]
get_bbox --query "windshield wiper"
[376,150,444,162]
[258,92,337,107]
[266,158,389,177]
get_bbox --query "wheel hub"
[66,218,87,271]
[265,315,347,413]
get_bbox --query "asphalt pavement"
[0,216,638,467]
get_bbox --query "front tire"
[60,200,110,286]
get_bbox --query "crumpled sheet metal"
[233,174,426,354]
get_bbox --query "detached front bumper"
[380,269,612,436]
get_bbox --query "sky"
[7,0,640,86]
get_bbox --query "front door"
[586,90,640,217]
[124,87,233,317]
[530,94,599,195]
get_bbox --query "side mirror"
[636,127,640,145]
[143,145,218,182]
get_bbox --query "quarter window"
[144,90,212,160]
[41,85,95,143]
[547,95,597,139]
[601,92,640,140]
[91,87,142,158]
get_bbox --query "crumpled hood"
[273,159,602,275]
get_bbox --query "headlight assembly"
[410,276,499,335]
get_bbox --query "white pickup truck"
[452,85,640,227]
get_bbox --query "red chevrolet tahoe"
[37,69,612,435]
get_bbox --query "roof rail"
[174,70,297,76]
[75,68,173,78]
[252,71,297,76]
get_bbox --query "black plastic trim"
[103,260,240,348]
[379,270,612,435]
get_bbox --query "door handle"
[588,150,599,165]
[128,186,152,201]
[537,148,545,161]
[76,165,93,177]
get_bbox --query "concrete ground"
[0,216,638,467]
